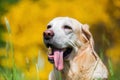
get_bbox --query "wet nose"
[43,30,54,40]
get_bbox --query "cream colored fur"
[46,17,108,80]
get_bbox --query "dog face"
[43,17,94,71]
[44,17,82,48]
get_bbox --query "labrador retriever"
[43,17,108,80]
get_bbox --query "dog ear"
[81,24,94,48]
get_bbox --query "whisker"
[67,40,76,48]
[75,40,83,47]
[66,39,78,52]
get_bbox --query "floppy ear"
[81,24,94,48]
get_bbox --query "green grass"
[0,17,23,80]
[0,17,41,80]
[108,59,115,80]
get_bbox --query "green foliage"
[0,17,23,80]
[0,23,6,48]
[108,59,115,80]
[0,66,23,80]
[58,71,62,80]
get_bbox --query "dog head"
[43,17,94,71]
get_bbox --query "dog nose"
[43,30,54,40]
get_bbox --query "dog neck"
[59,43,98,80]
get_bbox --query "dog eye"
[47,25,52,29]
[63,25,72,30]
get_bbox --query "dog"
[43,17,108,80]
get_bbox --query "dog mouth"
[46,43,73,71]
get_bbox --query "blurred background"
[0,0,120,80]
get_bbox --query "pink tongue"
[54,50,64,71]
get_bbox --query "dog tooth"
[48,47,52,54]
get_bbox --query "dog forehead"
[48,17,72,26]
[48,17,83,29]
